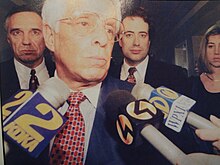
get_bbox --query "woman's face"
[206,34,220,69]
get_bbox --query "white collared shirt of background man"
[14,57,49,89]
[121,55,149,84]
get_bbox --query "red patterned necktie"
[126,67,137,84]
[50,92,86,165]
[29,69,39,91]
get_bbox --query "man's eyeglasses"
[58,12,124,42]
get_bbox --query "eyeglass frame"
[56,12,124,43]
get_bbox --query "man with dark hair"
[109,7,188,93]
[109,7,202,165]
[1,5,55,102]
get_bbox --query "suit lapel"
[144,57,162,88]
[144,57,153,84]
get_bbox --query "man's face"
[206,34,220,69]
[7,12,45,68]
[45,0,118,88]
[119,16,150,66]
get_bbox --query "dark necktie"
[126,67,137,84]
[50,92,86,165]
[29,69,39,91]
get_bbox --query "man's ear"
[43,24,55,52]
[119,38,122,47]
[7,35,11,45]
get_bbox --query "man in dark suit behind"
[0,5,55,102]
[0,5,55,165]
[108,7,188,94]
[109,6,203,164]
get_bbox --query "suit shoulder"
[1,58,15,75]
[1,58,14,67]
[108,60,122,78]
[104,75,133,91]
[153,60,183,69]
[151,60,187,76]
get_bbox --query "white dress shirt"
[51,72,101,164]
[14,58,50,89]
[120,55,149,84]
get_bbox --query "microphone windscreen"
[132,83,154,100]
[104,90,136,141]
[105,90,136,116]
[105,90,164,148]
[37,77,70,108]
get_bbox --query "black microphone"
[3,77,70,158]
[105,90,186,165]
[132,83,217,132]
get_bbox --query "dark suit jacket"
[0,53,55,102]
[1,52,55,165]
[108,57,189,95]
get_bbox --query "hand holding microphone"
[175,116,220,165]
[195,115,220,150]
[105,90,186,165]
[131,84,220,164]
[131,83,217,132]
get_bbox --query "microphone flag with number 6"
[3,77,70,158]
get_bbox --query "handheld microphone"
[105,90,186,165]
[3,77,70,158]
[131,83,217,132]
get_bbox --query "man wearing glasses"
[42,0,133,164]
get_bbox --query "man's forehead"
[123,17,149,32]
[123,16,146,24]
[9,12,42,28]
[64,0,117,19]
[11,11,40,19]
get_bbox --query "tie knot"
[30,69,36,76]
[29,69,39,91]
[128,67,137,75]
[68,92,86,106]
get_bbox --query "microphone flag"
[3,90,67,158]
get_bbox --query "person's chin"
[20,58,36,64]
[86,70,107,81]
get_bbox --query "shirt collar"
[81,83,101,108]
[54,70,101,108]
[122,55,149,79]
